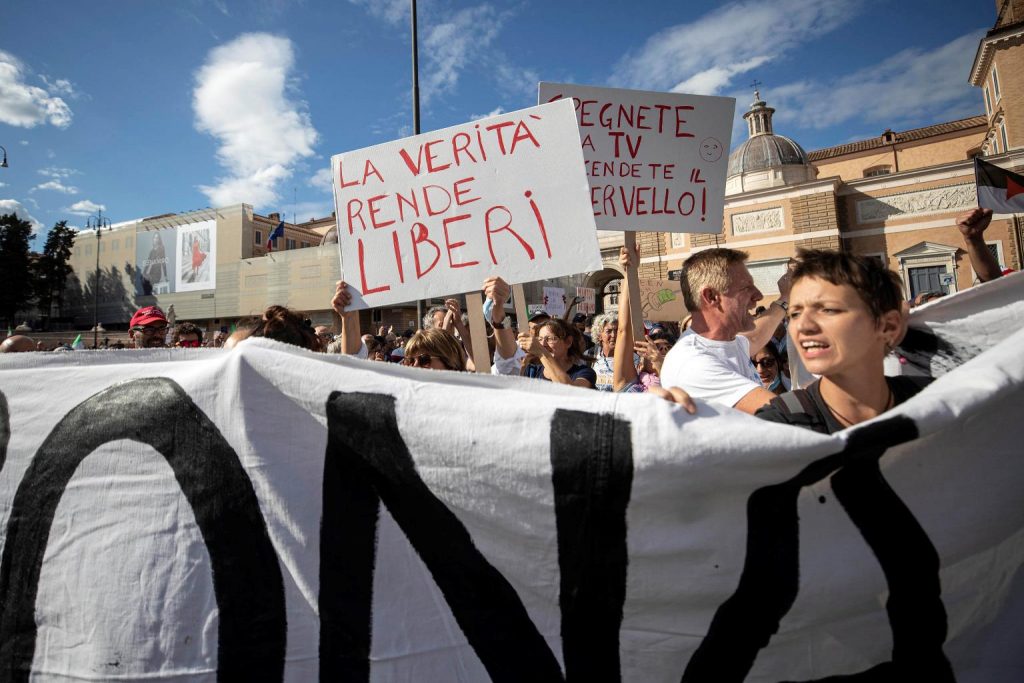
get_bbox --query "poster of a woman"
[135,228,175,295]
[175,220,217,292]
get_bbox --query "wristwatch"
[773,300,789,312]
[491,317,506,329]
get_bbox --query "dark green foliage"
[33,221,76,323]
[0,213,34,327]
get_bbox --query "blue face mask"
[482,297,495,326]
[767,374,783,392]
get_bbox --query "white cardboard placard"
[542,286,566,317]
[538,82,735,234]
[331,99,602,310]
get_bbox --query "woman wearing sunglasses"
[401,328,466,372]
[750,341,786,396]
[517,318,595,388]
[755,249,925,434]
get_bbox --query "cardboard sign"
[331,99,602,309]
[0,275,1022,681]
[539,82,734,233]
[576,286,595,315]
[639,278,686,322]
[542,286,566,317]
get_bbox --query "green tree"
[33,220,77,325]
[0,213,34,328]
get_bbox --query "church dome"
[725,90,817,195]
[727,134,810,177]
[319,226,338,245]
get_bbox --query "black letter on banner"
[320,392,564,682]
[550,409,633,681]
[0,379,286,683]
[0,390,8,472]
[830,460,954,681]
[682,417,953,682]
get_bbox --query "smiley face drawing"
[699,137,723,162]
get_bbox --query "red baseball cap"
[130,306,167,328]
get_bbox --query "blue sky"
[0,0,995,244]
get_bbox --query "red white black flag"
[975,157,1024,215]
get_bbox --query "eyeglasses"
[178,339,201,348]
[133,325,167,336]
[537,336,562,344]
[752,357,776,369]
[403,353,448,369]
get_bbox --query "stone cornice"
[970,22,1024,86]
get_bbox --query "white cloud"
[0,50,73,128]
[767,30,986,132]
[66,199,106,216]
[671,56,772,96]
[32,180,79,194]
[351,2,535,108]
[40,74,79,98]
[492,61,539,101]
[348,0,407,24]
[422,5,506,104]
[308,166,333,191]
[0,199,44,233]
[193,33,319,208]
[612,0,858,95]
[0,182,6,188]
[38,166,80,179]
[470,107,505,121]
[19,140,28,146]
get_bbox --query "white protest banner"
[1,275,1022,681]
[639,278,686,322]
[331,99,601,309]
[539,82,734,234]
[576,286,595,314]
[542,286,566,317]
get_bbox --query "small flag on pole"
[266,220,285,252]
[975,157,1024,215]
[71,334,85,350]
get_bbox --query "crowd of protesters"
[0,208,1009,432]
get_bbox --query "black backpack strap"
[775,389,816,417]
[768,388,829,433]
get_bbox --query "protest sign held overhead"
[576,286,596,314]
[539,82,735,234]
[331,99,602,310]
[542,286,566,317]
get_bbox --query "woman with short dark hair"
[755,249,926,434]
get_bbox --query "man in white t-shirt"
[660,248,792,414]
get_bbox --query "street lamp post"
[411,0,424,329]
[86,211,111,349]
[0,145,8,168]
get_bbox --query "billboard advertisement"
[134,219,216,295]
